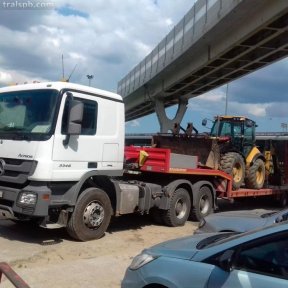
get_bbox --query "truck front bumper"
[0,205,15,220]
[0,184,51,219]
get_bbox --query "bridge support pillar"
[155,98,188,133]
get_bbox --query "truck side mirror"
[67,100,84,135]
[63,96,84,146]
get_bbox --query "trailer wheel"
[220,152,245,190]
[67,188,112,241]
[190,186,213,221]
[246,158,265,189]
[163,188,191,227]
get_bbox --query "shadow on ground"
[0,197,282,244]
[0,213,156,245]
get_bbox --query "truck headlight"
[18,192,37,206]
[129,253,158,270]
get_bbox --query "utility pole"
[87,75,94,86]
[225,83,229,115]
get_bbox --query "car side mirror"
[218,250,234,272]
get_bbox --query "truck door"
[52,91,122,180]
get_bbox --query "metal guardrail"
[0,262,30,288]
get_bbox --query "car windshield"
[0,89,58,138]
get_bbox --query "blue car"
[122,222,288,288]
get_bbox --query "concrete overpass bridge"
[118,0,288,132]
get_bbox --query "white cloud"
[0,71,12,84]
[0,0,194,90]
[126,119,141,127]
[187,88,270,119]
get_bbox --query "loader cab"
[210,116,256,157]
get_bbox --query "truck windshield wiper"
[2,126,26,132]
[12,134,31,141]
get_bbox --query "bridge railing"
[117,0,237,98]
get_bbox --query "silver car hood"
[145,233,219,260]
[200,209,277,233]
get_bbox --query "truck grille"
[0,158,37,185]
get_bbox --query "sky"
[0,0,287,134]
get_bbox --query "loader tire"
[220,152,245,190]
[246,158,265,190]
[67,188,112,241]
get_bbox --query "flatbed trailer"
[124,145,288,222]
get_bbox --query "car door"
[207,232,288,288]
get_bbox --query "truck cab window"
[62,97,97,135]
[0,89,58,136]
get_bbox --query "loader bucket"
[152,135,220,169]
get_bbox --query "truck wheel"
[163,188,191,227]
[190,186,213,221]
[246,158,265,189]
[220,152,245,190]
[67,188,112,241]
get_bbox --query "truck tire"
[163,188,191,227]
[220,152,245,190]
[245,158,265,189]
[190,186,213,221]
[67,188,112,241]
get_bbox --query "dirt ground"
[0,214,196,288]
[0,199,279,288]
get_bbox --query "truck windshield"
[0,89,59,139]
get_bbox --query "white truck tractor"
[0,82,126,241]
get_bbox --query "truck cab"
[0,82,125,239]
